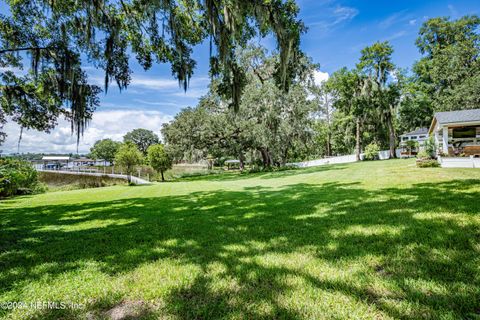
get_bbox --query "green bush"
[0,158,44,197]
[423,136,437,158]
[363,142,380,161]
[416,150,430,159]
[416,159,440,168]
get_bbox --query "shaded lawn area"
[0,159,479,319]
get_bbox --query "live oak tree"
[162,46,316,168]
[90,139,121,165]
[0,0,305,145]
[114,141,143,182]
[147,144,172,182]
[123,129,159,155]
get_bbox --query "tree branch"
[0,47,49,54]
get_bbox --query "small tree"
[423,136,437,158]
[115,142,143,183]
[147,144,172,182]
[90,139,121,165]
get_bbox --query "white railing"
[36,169,151,185]
[438,156,480,168]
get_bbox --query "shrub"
[416,159,440,168]
[0,158,44,197]
[416,150,430,159]
[363,142,380,161]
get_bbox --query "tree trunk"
[326,132,331,157]
[387,115,396,159]
[355,118,362,161]
[161,170,165,182]
[238,153,245,171]
[282,148,289,166]
[326,97,331,157]
[260,148,270,168]
[267,150,273,168]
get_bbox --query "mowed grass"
[1,159,480,319]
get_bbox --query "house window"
[419,135,426,139]
[410,136,418,140]
[402,137,409,141]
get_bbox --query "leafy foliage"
[0,157,44,197]
[363,142,380,160]
[90,139,121,164]
[0,0,305,143]
[416,158,440,168]
[162,46,316,168]
[123,129,159,155]
[400,15,480,132]
[147,144,172,181]
[114,142,143,182]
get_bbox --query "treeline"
[90,128,172,181]
[162,16,480,166]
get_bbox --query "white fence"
[288,154,357,168]
[288,149,401,169]
[438,156,480,168]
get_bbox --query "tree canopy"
[123,128,160,155]
[147,144,172,181]
[114,141,143,181]
[90,138,121,164]
[162,46,317,168]
[0,0,305,145]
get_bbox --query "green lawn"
[1,159,480,319]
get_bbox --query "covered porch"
[429,109,480,157]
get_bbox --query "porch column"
[442,126,449,154]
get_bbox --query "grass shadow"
[0,179,479,318]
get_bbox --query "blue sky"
[3,0,480,153]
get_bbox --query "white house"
[399,127,429,157]
[39,156,71,169]
[429,109,480,157]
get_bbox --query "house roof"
[401,127,429,136]
[42,156,70,161]
[434,108,480,125]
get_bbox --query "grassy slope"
[1,159,479,319]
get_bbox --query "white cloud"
[309,5,359,32]
[89,73,209,91]
[385,30,407,41]
[448,4,458,17]
[379,10,411,29]
[314,70,329,85]
[132,99,179,107]
[171,88,208,99]
[332,6,359,25]
[2,110,173,154]
[409,19,417,26]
